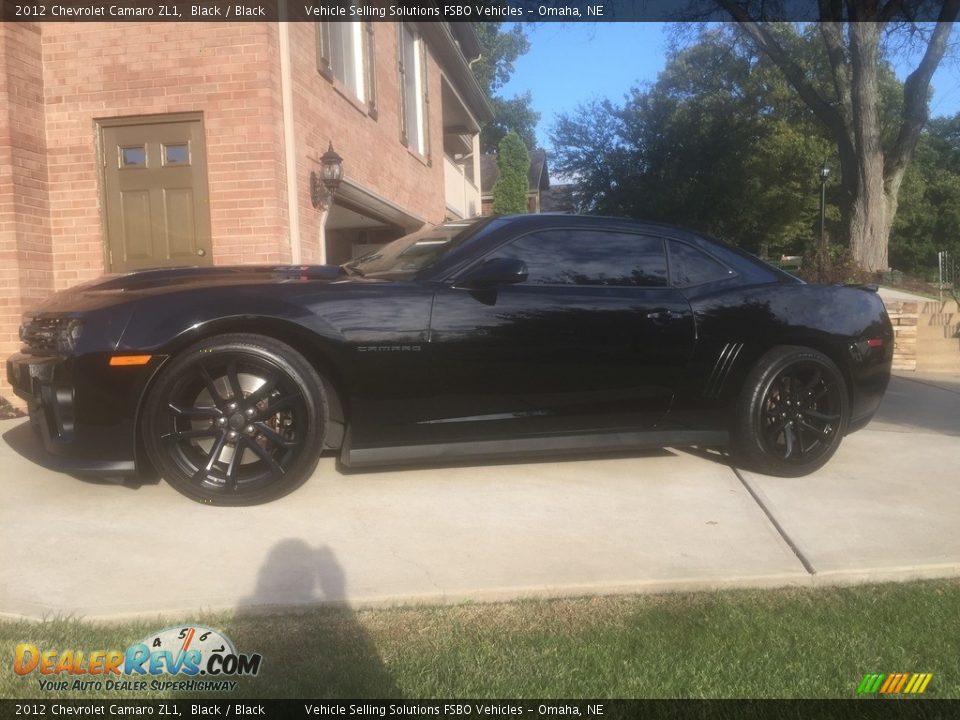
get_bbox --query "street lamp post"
[818,159,829,282]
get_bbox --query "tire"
[141,333,327,505]
[732,345,849,477]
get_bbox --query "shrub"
[492,131,530,216]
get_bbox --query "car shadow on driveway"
[210,539,403,698]
[872,375,960,436]
[674,445,735,469]
[1,419,160,489]
[335,447,676,476]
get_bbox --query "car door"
[423,228,696,441]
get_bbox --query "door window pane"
[120,146,146,168]
[490,230,668,287]
[163,143,189,166]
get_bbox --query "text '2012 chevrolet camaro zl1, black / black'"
[7,215,893,505]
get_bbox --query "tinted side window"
[668,241,731,286]
[490,230,668,287]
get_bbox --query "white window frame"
[317,18,378,117]
[398,23,429,159]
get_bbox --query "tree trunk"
[847,166,890,272]
[847,22,888,272]
[840,163,907,274]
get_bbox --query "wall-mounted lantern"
[310,142,344,211]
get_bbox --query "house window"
[398,23,428,157]
[317,15,377,117]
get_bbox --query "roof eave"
[419,22,494,125]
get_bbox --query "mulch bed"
[0,396,27,419]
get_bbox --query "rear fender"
[693,284,892,417]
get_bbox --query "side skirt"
[341,429,730,469]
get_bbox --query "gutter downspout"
[278,4,302,264]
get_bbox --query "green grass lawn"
[2,579,959,699]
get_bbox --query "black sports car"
[7,215,892,505]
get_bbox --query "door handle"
[197,248,206,257]
[646,309,683,322]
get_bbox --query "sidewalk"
[1,372,958,620]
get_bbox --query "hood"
[30,265,346,314]
[82,264,343,292]
[68,263,344,294]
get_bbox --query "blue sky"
[499,23,960,150]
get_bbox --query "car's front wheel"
[142,333,326,505]
[733,346,849,477]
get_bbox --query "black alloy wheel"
[142,334,326,505]
[733,346,849,477]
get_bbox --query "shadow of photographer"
[176,539,401,699]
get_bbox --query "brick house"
[0,19,491,400]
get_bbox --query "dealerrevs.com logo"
[14,625,262,693]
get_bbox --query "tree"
[890,114,960,275]
[470,22,529,95]
[492,131,530,215]
[550,30,840,257]
[550,99,633,215]
[470,22,541,153]
[701,3,960,272]
[483,93,540,154]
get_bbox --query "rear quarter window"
[668,241,733,287]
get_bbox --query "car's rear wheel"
[733,346,849,477]
[142,333,326,505]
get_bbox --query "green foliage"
[551,28,835,256]
[482,93,540,154]
[469,22,529,95]
[890,115,960,278]
[470,22,540,155]
[492,131,530,216]
[550,26,960,274]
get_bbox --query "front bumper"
[6,351,162,474]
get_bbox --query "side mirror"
[457,258,528,290]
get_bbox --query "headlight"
[57,318,84,353]
[19,315,85,353]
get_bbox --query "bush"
[492,131,530,216]
[799,238,866,285]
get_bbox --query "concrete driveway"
[1,373,958,620]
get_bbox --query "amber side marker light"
[109,355,152,367]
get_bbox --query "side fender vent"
[704,342,744,399]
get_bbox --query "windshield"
[345,220,482,276]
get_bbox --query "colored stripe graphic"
[857,673,885,694]
[879,674,896,693]
[858,673,932,695]
[904,674,920,694]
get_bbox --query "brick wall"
[1,20,454,406]
[39,21,289,283]
[288,22,446,262]
[0,23,54,402]
[884,300,918,371]
[1,22,293,404]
